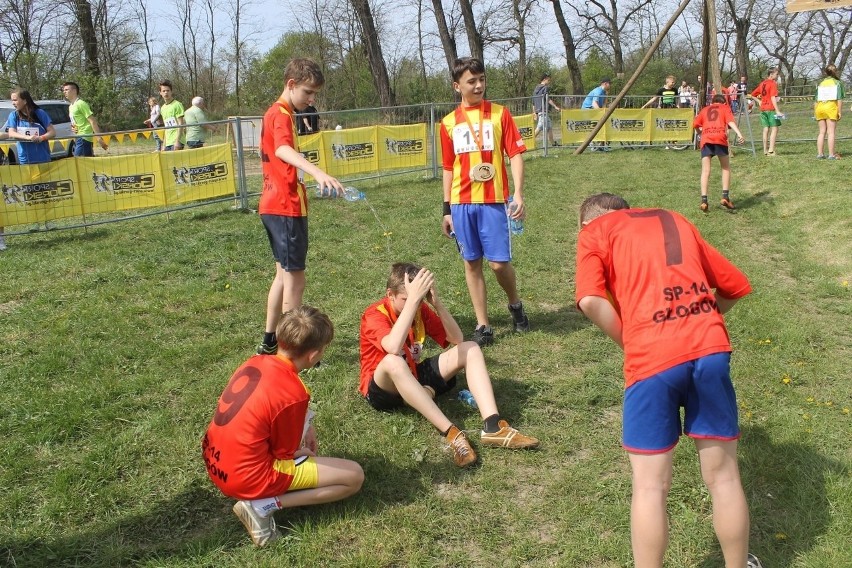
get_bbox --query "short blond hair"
[275,305,334,357]
[579,193,630,226]
[386,262,421,294]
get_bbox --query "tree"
[349,0,396,107]
[430,0,458,76]
[576,0,655,75]
[73,0,101,75]
[458,0,484,61]
[548,0,584,94]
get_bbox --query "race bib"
[19,126,39,137]
[452,121,494,154]
[164,117,178,128]
[817,84,838,102]
[410,342,423,363]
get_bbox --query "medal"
[470,163,495,182]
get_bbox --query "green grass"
[1,141,850,567]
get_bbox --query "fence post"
[430,103,438,180]
[232,116,250,210]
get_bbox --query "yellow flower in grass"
[802,413,811,420]
[782,374,791,385]
[825,401,833,407]
[843,408,849,414]
[807,396,815,403]
[775,532,787,540]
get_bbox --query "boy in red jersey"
[203,305,363,547]
[440,57,530,347]
[359,262,539,467]
[750,68,784,156]
[693,94,745,212]
[575,193,762,568]
[256,59,346,356]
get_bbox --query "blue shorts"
[701,144,729,158]
[622,352,739,454]
[261,214,309,271]
[73,138,94,157]
[450,203,512,262]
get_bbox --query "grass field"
[1,139,850,567]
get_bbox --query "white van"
[1,99,74,164]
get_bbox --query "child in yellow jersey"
[814,64,844,160]
[439,57,530,346]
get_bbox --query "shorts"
[536,114,552,131]
[186,140,204,149]
[701,143,729,158]
[73,138,94,157]
[365,354,457,411]
[271,455,319,493]
[622,352,739,454]
[815,101,840,122]
[261,214,308,271]
[759,111,781,128]
[450,203,512,262]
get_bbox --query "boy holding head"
[440,57,530,347]
[202,305,364,547]
[359,263,539,468]
[574,193,762,568]
[256,58,345,356]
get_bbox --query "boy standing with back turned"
[440,57,530,347]
[693,94,745,212]
[574,193,762,568]
[256,58,345,355]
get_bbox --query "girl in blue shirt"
[4,88,55,165]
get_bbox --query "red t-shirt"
[440,100,526,204]
[359,298,449,395]
[259,100,307,217]
[693,103,735,148]
[202,355,309,499]
[752,79,778,112]
[575,208,751,388]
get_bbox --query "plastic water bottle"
[774,113,786,121]
[507,197,524,235]
[457,389,478,409]
[314,185,333,198]
[343,186,366,202]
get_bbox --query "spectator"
[158,80,185,151]
[296,104,320,135]
[678,80,691,108]
[143,96,163,152]
[184,96,215,149]
[641,75,678,109]
[61,81,109,156]
[582,77,612,152]
[532,72,562,147]
[750,68,783,156]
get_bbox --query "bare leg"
[373,354,453,432]
[488,260,520,305]
[762,127,769,154]
[463,258,489,327]
[700,156,712,197]
[277,457,363,508]
[768,126,778,153]
[719,154,731,193]
[629,450,674,568]
[817,119,827,156]
[438,342,498,418]
[264,265,306,333]
[827,119,837,156]
[695,439,749,568]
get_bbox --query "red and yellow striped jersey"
[440,101,526,204]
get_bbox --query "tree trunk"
[459,0,484,62]
[549,0,583,94]
[430,0,458,76]
[73,0,101,75]
[349,0,396,107]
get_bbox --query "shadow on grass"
[0,452,429,568]
[732,190,773,212]
[697,425,844,568]
[453,305,591,340]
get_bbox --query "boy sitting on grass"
[359,262,539,468]
[202,305,364,547]
[575,193,762,568]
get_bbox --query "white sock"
[250,497,282,517]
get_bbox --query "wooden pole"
[706,0,723,98]
[574,0,693,154]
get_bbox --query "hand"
[736,135,744,145]
[404,268,435,304]
[300,425,318,455]
[315,173,344,197]
[441,215,454,238]
[508,195,526,220]
[71,124,78,134]
[99,138,109,151]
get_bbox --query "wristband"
[443,201,451,216]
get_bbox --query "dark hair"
[159,80,173,89]
[712,94,727,104]
[62,81,80,93]
[275,305,334,357]
[10,88,43,126]
[452,57,486,82]
[284,58,325,88]
[767,67,778,77]
[540,72,551,81]
[387,262,421,293]
[579,193,630,225]
[825,64,839,80]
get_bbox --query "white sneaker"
[232,500,281,547]
[0,236,7,251]
[747,553,764,568]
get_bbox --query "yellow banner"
[606,109,651,143]
[561,109,606,144]
[322,126,379,177]
[298,132,325,183]
[76,153,166,214]
[377,124,428,170]
[649,109,694,143]
[158,144,236,205]
[0,160,84,226]
[516,114,536,150]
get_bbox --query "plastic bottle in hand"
[343,186,366,202]
[457,388,478,409]
[507,197,524,235]
[314,185,333,198]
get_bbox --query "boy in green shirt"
[61,81,109,157]
[159,80,185,151]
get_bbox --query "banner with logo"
[561,110,606,144]
[298,133,325,183]
[158,144,236,205]
[0,160,83,226]
[377,124,428,169]
[649,109,693,143]
[323,126,379,177]
[606,109,652,142]
[515,114,536,150]
[77,154,165,213]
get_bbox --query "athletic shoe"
[720,198,735,210]
[552,141,561,147]
[0,236,6,251]
[445,425,478,467]
[699,202,709,212]
[817,154,826,159]
[472,325,494,347]
[256,341,278,355]
[508,302,530,332]
[766,151,776,156]
[480,420,540,449]
[232,500,281,547]
[747,553,764,568]
[828,154,840,160]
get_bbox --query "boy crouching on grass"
[359,262,539,468]
[202,306,363,547]
[574,193,763,568]
[693,94,745,212]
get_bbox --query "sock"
[250,496,282,517]
[701,195,708,203]
[262,332,276,347]
[722,190,730,200]
[441,425,454,437]
[483,414,501,433]
[509,301,523,310]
